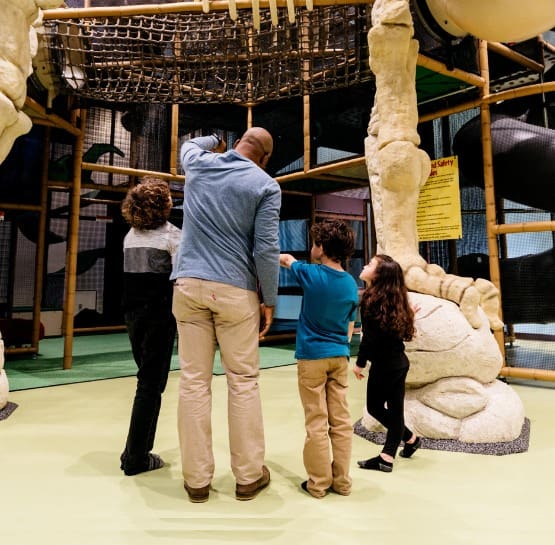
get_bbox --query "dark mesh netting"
[0,220,12,310]
[0,214,39,347]
[0,215,38,313]
[82,107,132,183]
[505,336,555,371]
[83,105,170,175]
[44,108,140,326]
[426,108,555,371]
[501,213,555,371]
[43,6,372,104]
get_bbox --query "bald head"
[234,127,273,169]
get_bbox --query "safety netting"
[425,107,555,372]
[42,6,372,104]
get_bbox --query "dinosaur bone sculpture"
[366,0,503,332]
[360,0,525,445]
[0,1,64,164]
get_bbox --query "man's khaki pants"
[297,357,353,497]
[173,278,265,488]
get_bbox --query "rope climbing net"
[42,5,373,104]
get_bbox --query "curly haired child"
[119,177,181,475]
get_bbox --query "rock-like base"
[354,417,530,456]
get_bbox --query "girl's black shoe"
[400,436,421,458]
[357,455,393,472]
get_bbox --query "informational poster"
[416,155,462,241]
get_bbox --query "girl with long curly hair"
[353,254,421,472]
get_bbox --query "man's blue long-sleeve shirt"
[172,135,281,306]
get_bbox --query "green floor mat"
[4,333,361,391]
[4,333,299,391]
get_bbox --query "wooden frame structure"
[1,1,553,381]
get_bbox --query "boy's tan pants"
[297,356,353,497]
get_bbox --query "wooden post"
[31,127,51,349]
[62,110,86,370]
[303,95,311,173]
[478,41,505,358]
[171,26,181,179]
[496,200,514,345]
[302,10,311,173]
[170,105,180,177]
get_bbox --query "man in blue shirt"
[172,128,281,502]
[280,220,359,499]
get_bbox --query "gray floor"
[1,365,554,545]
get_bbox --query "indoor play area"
[0,2,554,544]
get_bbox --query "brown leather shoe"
[184,482,210,503]
[235,465,270,501]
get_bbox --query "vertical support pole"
[171,26,181,179]
[62,110,86,370]
[303,95,310,173]
[31,127,51,349]
[170,104,179,176]
[311,194,316,255]
[478,41,505,358]
[301,11,311,173]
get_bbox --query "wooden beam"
[483,81,555,103]
[24,97,81,136]
[487,41,544,73]
[43,0,375,19]
[81,162,185,183]
[492,221,555,235]
[417,54,485,88]
[276,156,366,183]
[419,99,482,123]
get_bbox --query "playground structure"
[0,1,554,383]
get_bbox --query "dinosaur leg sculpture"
[366,0,503,331]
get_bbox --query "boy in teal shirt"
[280,220,359,498]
